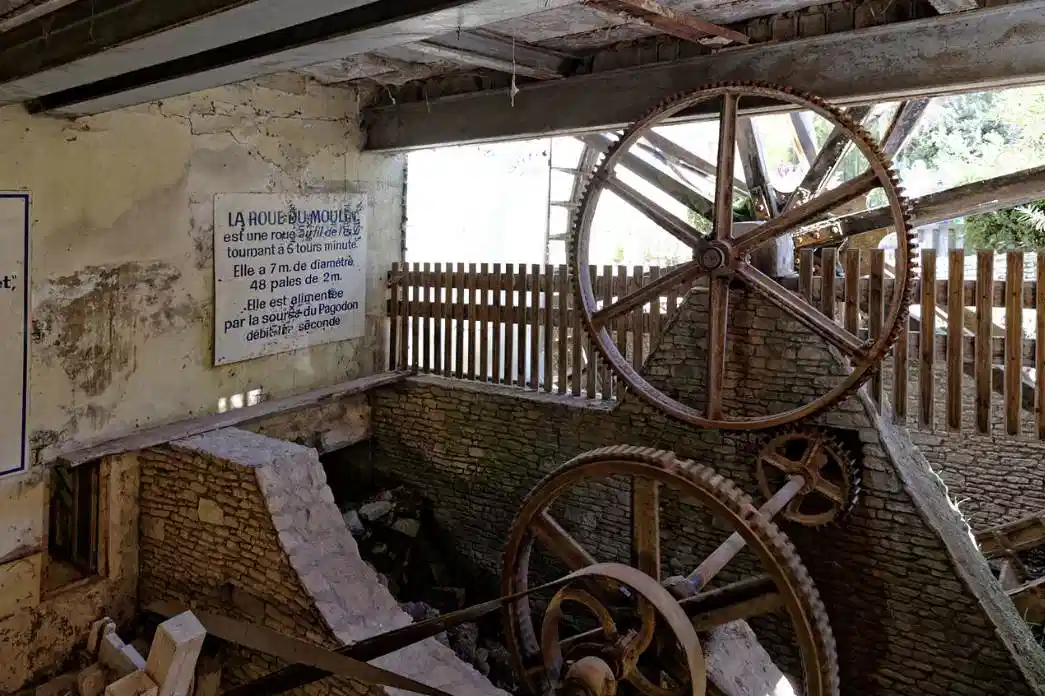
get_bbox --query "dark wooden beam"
[736,116,778,218]
[881,98,930,157]
[365,1,1045,151]
[836,164,1045,237]
[641,131,749,196]
[585,0,750,45]
[13,0,579,113]
[411,29,579,80]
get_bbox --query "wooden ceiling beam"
[585,0,750,45]
[412,29,579,80]
[365,1,1045,152]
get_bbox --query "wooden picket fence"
[387,248,1045,440]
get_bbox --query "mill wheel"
[501,446,839,696]
[569,81,914,430]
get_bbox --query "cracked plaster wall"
[0,74,405,691]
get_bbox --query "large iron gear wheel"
[569,81,915,430]
[756,427,862,527]
[501,446,840,696]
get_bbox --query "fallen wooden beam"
[976,513,1045,559]
[43,370,411,467]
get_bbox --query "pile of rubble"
[341,487,517,691]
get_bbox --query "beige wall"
[0,75,405,691]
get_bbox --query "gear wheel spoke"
[569,81,915,430]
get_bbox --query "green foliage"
[963,199,1045,251]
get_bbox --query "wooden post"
[421,262,432,373]
[602,265,614,398]
[586,266,598,399]
[433,263,444,376]
[530,264,541,389]
[557,265,568,394]
[947,250,964,431]
[479,262,490,382]
[544,264,554,392]
[799,249,814,303]
[822,248,837,321]
[632,265,644,370]
[517,264,527,387]
[616,266,629,395]
[975,251,993,434]
[454,263,465,379]
[468,262,479,380]
[844,249,860,335]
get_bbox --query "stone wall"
[0,453,139,690]
[885,362,1045,530]
[0,74,404,691]
[138,427,504,696]
[370,287,1045,696]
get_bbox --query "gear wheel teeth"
[568,81,915,430]
[756,425,863,527]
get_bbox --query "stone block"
[105,670,158,696]
[144,612,206,696]
[197,499,224,525]
[77,663,108,696]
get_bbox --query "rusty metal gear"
[756,427,862,527]
[501,445,840,696]
[569,81,915,430]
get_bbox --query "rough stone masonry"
[137,428,504,696]
[371,287,1045,696]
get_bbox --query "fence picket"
[975,251,992,434]
[799,249,814,304]
[650,267,662,346]
[868,250,884,410]
[919,250,936,428]
[518,265,528,387]
[822,248,837,320]
[531,264,541,390]
[455,263,466,379]
[492,264,502,385]
[432,263,443,375]
[844,249,860,335]
[1006,252,1023,436]
[479,263,490,382]
[388,263,401,370]
[442,264,453,377]
[422,262,432,372]
[946,250,963,431]
[601,265,613,398]
[558,265,568,394]
[572,269,582,397]
[616,267,629,396]
[544,264,554,393]
[1038,251,1045,440]
[586,266,598,399]
[505,264,517,386]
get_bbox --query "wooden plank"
[869,250,884,410]
[518,264,528,387]
[799,249,814,303]
[616,266,629,397]
[531,264,541,390]
[602,265,614,398]
[544,264,554,392]
[1006,252,1024,436]
[586,266,598,399]
[406,263,418,369]
[492,263,502,385]
[432,263,443,376]
[919,250,936,428]
[468,262,478,380]
[558,265,568,394]
[649,266,662,345]
[632,265,644,370]
[49,372,412,466]
[844,249,859,335]
[455,263,466,379]
[505,264,516,386]
[821,248,837,320]
[388,263,401,370]
[946,250,964,431]
[571,269,582,398]
[1038,251,1045,440]
[893,293,909,425]
[442,263,453,377]
[421,262,432,373]
[976,251,993,434]
[479,262,490,382]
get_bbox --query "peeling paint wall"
[0,75,404,691]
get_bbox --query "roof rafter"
[584,0,750,45]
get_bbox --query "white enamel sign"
[0,194,29,478]
[213,193,368,366]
